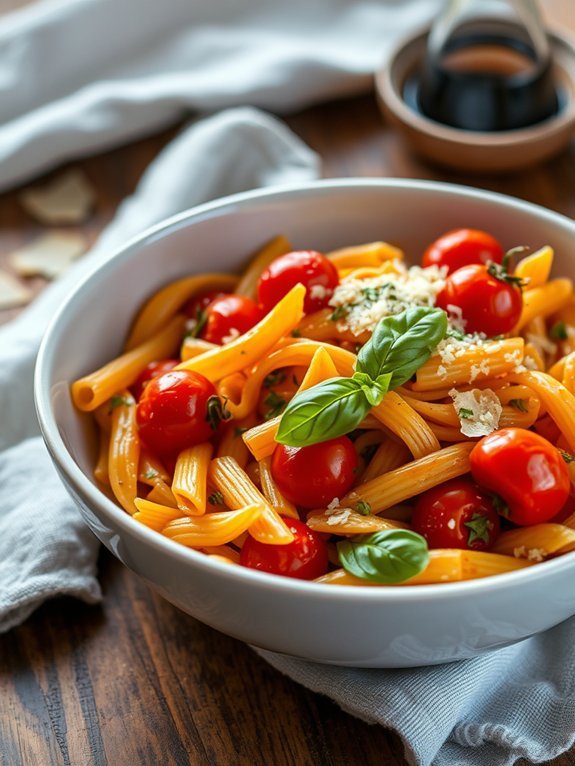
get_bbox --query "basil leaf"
[275,377,371,447]
[356,307,448,389]
[337,529,429,584]
[352,371,391,407]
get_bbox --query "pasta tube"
[72,315,186,411]
[176,284,306,382]
[209,457,294,544]
[126,273,237,350]
[340,443,474,515]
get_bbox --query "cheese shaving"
[19,169,95,225]
[449,388,502,437]
[0,270,32,309]
[9,232,85,279]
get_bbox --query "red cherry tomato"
[411,479,500,551]
[257,250,339,314]
[200,294,263,345]
[183,290,223,321]
[423,229,504,274]
[271,436,358,509]
[470,428,570,526]
[136,370,223,456]
[131,358,179,400]
[240,518,329,580]
[436,263,523,336]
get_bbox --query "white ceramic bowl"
[35,179,575,668]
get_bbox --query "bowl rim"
[34,176,575,604]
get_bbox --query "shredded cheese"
[328,261,446,336]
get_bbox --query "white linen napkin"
[1,2,575,766]
[0,0,439,191]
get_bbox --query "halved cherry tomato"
[257,250,339,314]
[136,369,225,456]
[240,518,329,580]
[470,428,570,526]
[423,228,504,274]
[271,436,358,509]
[131,358,179,401]
[435,263,523,336]
[411,478,500,550]
[200,294,263,345]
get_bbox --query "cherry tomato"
[131,358,179,401]
[423,229,504,274]
[470,428,570,526]
[271,436,358,509]
[200,294,263,345]
[411,479,500,551]
[183,290,224,321]
[240,518,329,580]
[435,263,523,336]
[136,369,224,456]
[257,250,339,314]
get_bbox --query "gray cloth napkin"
[1,2,575,766]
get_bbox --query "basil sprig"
[337,529,429,584]
[276,306,447,447]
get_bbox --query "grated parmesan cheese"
[309,284,329,300]
[325,509,352,526]
[328,261,446,336]
[326,497,340,511]
[449,388,502,437]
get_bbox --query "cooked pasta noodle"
[73,231,575,588]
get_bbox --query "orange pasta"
[73,230,575,588]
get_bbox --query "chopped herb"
[109,395,131,412]
[355,500,371,515]
[208,490,224,505]
[464,513,492,545]
[330,305,349,321]
[509,398,528,413]
[550,321,569,341]
[206,396,231,430]
[458,407,474,420]
[291,328,301,338]
[560,450,575,464]
[185,307,208,339]
[361,286,384,302]
[144,468,159,480]
[491,334,505,341]
[446,328,465,341]
[264,391,287,420]
[234,426,249,438]
[263,371,286,388]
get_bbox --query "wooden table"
[2,3,575,764]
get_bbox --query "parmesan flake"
[449,388,502,437]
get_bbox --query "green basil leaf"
[352,371,391,407]
[356,307,448,389]
[275,377,371,447]
[337,529,429,584]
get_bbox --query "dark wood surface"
[2,3,575,764]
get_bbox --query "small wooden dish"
[375,26,575,173]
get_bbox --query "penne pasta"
[74,229,575,590]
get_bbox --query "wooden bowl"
[375,27,575,173]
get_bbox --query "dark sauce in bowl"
[413,28,560,132]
